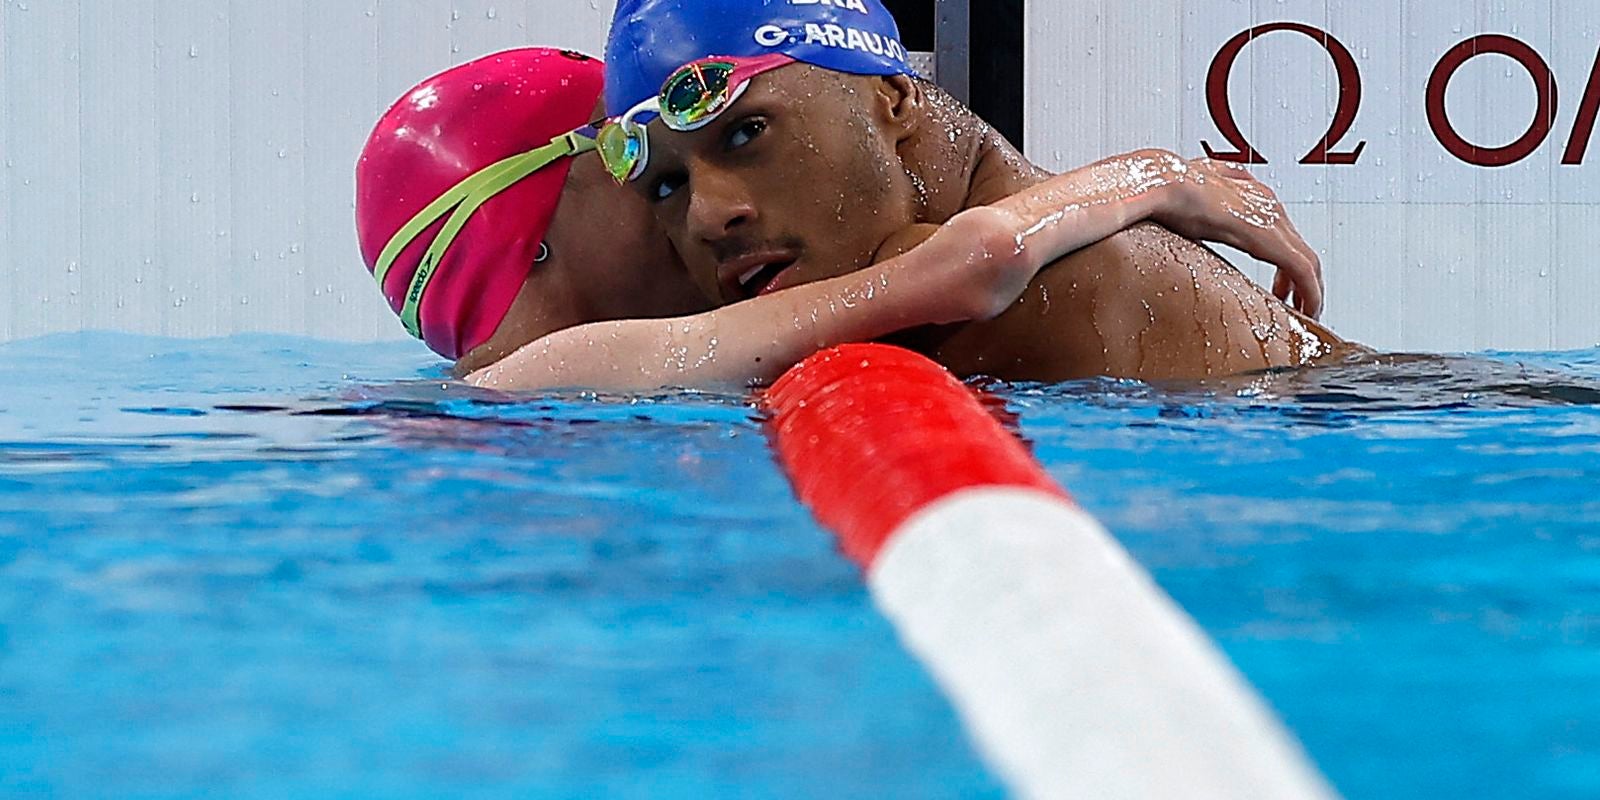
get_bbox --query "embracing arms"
[466,149,1317,391]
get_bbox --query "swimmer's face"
[629,66,922,304]
[545,152,709,320]
[459,150,709,373]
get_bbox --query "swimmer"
[358,48,1330,391]
[600,0,1364,382]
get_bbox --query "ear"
[871,74,922,142]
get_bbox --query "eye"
[726,117,767,150]
[651,172,686,202]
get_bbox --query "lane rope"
[763,343,1335,799]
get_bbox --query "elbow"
[948,205,1024,266]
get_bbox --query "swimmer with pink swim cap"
[355,46,1336,391]
[357,48,705,373]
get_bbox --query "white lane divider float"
[763,343,1337,800]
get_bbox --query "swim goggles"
[597,53,793,184]
[372,126,598,339]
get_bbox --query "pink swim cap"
[356,48,604,360]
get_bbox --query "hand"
[1146,154,1324,319]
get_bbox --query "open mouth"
[735,259,797,299]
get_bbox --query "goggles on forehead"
[597,53,793,184]
[372,126,597,339]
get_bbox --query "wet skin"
[454,148,711,375]
[631,65,1356,382]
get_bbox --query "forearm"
[989,149,1176,268]
[467,151,1191,392]
[465,253,944,391]
[1003,149,1327,317]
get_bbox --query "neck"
[453,274,579,377]
[898,85,1049,221]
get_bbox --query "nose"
[685,165,758,244]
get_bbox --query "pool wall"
[2,0,1596,352]
[0,1,617,346]
[1024,0,1600,352]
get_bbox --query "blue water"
[3,334,1599,798]
[1011,351,1600,800]
[0,334,1002,798]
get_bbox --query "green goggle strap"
[373,130,597,339]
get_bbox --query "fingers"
[1297,244,1324,318]
[1272,268,1292,302]
[1272,212,1323,318]
[1238,177,1324,319]
[1172,157,1328,318]
[1242,224,1321,318]
[1272,234,1322,318]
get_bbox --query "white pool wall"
[1026,0,1600,352]
[1,0,613,347]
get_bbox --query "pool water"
[3,333,1598,798]
[0,334,1001,798]
[1012,351,1600,800]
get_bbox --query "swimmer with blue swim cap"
[601,0,1360,382]
[353,32,1343,388]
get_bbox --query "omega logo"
[1202,23,1600,167]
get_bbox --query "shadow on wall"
[883,0,1024,147]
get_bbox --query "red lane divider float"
[762,343,1334,799]
[765,343,1063,567]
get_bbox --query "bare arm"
[466,213,1021,391]
[466,151,1238,392]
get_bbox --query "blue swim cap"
[605,0,914,118]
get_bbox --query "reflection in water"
[995,350,1600,424]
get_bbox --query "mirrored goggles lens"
[660,61,737,130]
[596,121,646,184]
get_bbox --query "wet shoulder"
[964,131,1051,209]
